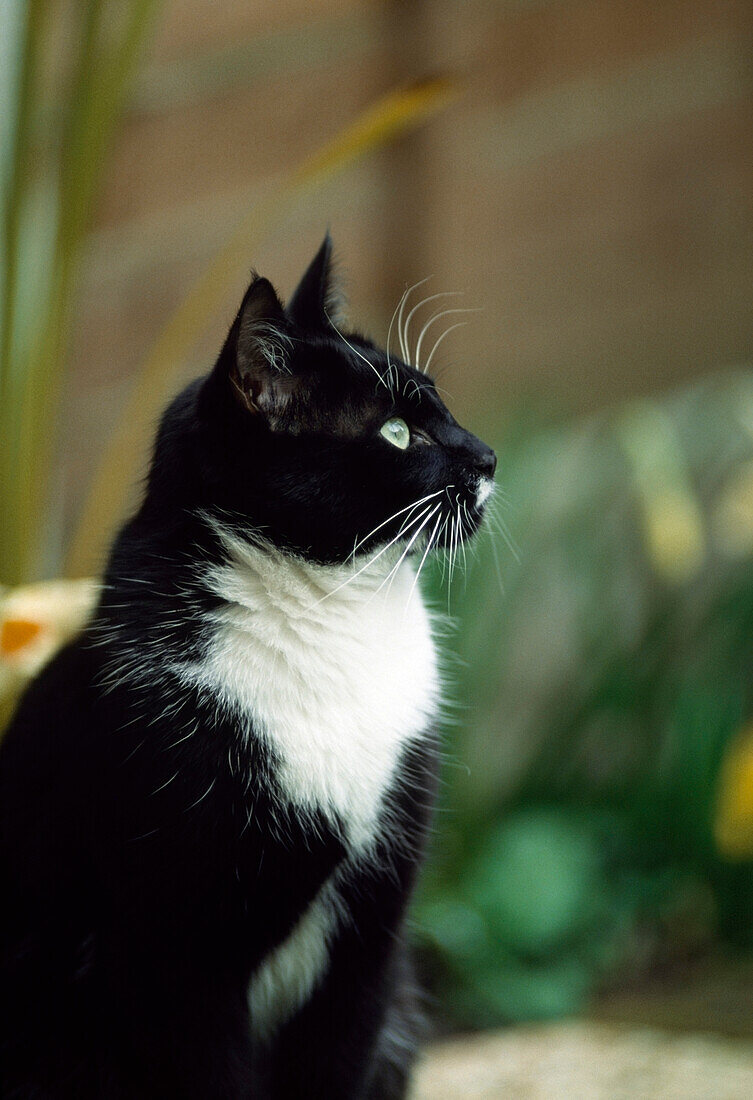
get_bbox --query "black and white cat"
[0,235,495,1099]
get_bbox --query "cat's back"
[0,636,100,810]
[0,637,111,936]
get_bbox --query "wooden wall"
[62,0,753,536]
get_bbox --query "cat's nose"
[476,446,497,477]
[454,429,497,477]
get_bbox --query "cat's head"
[155,235,495,566]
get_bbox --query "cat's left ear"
[229,276,296,422]
[286,231,343,329]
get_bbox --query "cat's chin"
[476,476,495,508]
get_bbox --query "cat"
[0,234,496,1099]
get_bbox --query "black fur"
[0,237,494,1098]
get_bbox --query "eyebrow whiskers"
[326,310,394,396]
[396,277,432,365]
[386,281,480,379]
[415,307,481,373]
[403,291,462,367]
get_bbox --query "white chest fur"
[188,529,440,852]
[179,530,440,1036]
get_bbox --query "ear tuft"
[287,232,344,329]
[237,276,290,373]
[231,276,295,421]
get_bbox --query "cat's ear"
[286,231,343,329]
[230,276,295,421]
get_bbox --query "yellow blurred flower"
[713,460,753,559]
[617,401,705,585]
[641,488,705,584]
[715,723,753,860]
[0,580,98,734]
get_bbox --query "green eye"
[380,417,410,450]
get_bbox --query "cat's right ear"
[227,276,295,422]
[286,232,343,329]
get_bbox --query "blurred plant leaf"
[0,0,161,586]
[466,957,592,1024]
[0,0,45,586]
[461,809,602,957]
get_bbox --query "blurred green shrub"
[417,372,753,1027]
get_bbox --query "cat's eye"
[380,417,410,450]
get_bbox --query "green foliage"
[0,0,161,586]
[416,372,753,1027]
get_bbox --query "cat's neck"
[201,519,424,625]
[95,514,435,706]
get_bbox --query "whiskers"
[388,278,481,377]
[326,278,479,397]
[325,309,395,397]
[373,493,452,604]
[436,495,467,604]
[482,486,520,566]
[452,486,520,608]
[349,489,443,558]
[326,485,471,617]
[433,487,519,611]
[306,484,517,620]
[310,491,444,608]
[308,484,474,614]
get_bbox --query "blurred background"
[3,0,753,1082]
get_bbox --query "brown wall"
[62,0,753,536]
